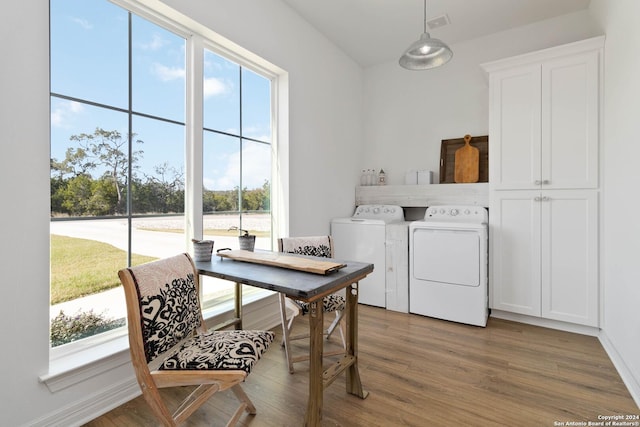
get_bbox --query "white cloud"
[242,125,271,142]
[71,17,92,30]
[51,101,84,128]
[152,63,185,82]
[205,143,270,191]
[204,77,229,98]
[139,33,166,51]
[241,143,271,188]
[68,102,84,113]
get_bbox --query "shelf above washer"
[355,183,489,208]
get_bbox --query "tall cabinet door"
[542,51,600,189]
[490,191,541,316]
[541,190,599,326]
[488,64,541,190]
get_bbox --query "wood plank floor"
[85,306,639,426]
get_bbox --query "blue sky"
[50,0,271,191]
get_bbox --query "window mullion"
[127,11,133,267]
[186,35,204,244]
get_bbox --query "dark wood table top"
[195,253,373,302]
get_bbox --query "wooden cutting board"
[217,250,346,275]
[454,134,480,183]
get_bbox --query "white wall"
[589,0,640,404]
[0,1,363,426]
[0,1,57,425]
[363,10,602,184]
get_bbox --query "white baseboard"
[29,378,141,427]
[490,310,600,336]
[599,331,640,408]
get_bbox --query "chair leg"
[278,293,295,373]
[326,309,346,349]
[220,383,257,427]
[139,384,177,427]
[173,383,220,425]
[231,383,256,414]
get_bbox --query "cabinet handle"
[542,180,550,185]
[534,180,542,185]
[534,196,541,202]
[542,196,550,201]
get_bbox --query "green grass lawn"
[51,228,269,305]
[50,235,157,305]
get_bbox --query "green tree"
[51,128,144,216]
[66,127,143,213]
[50,175,66,215]
[141,162,185,213]
[243,187,260,211]
[228,186,240,211]
[89,178,119,215]
[261,180,270,211]
[203,190,216,212]
[241,180,270,211]
[60,174,93,215]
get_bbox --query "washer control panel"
[424,205,488,224]
[353,205,405,222]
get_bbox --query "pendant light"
[399,0,453,70]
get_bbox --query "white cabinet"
[486,38,601,191]
[488,64,542,190]
[483,37,603,328]
[491,190,599,326]
[490,191,541,317]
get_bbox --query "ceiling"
[281,0,592,67]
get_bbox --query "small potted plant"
[229,226,255,252]
[191,238,214,262]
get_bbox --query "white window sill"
[40,289,276,393]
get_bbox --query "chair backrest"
[278,236,333,258]
[119,253,203,364]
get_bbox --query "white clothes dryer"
[409,205,489,327]
[331,205,408,311]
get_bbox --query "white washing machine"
[331,205,409,312]
[409,205,488,327]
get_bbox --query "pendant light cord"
[423,0,427,33]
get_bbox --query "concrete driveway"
[49,214,271,321]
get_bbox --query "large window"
[50,0,275,348]
[201,49,272,308]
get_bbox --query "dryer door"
[412,228,480,287]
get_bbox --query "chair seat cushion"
[159,330,275,373]
[294,293,345,315]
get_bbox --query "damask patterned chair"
[278,236,346,373]
[118,253,274,427]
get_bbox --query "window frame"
[44,0,288,386]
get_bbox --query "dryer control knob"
[451,209,459,216]
[439,209,445,214]
[464,209,471,215]
[373,207,380,214]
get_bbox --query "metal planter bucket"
[192,239,214,262]
[238,235,256,252]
